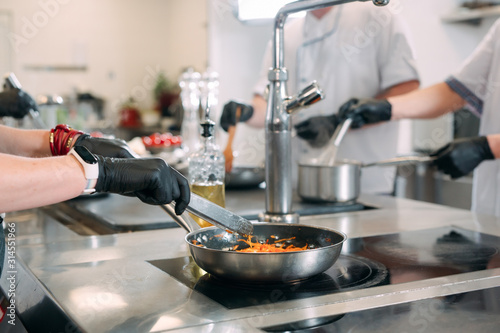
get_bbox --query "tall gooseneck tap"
[259,0,390,223]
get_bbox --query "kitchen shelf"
[441,5,500,24]
[24,64,87,72]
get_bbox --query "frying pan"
[162,205,346,283]
[225,165,266,188]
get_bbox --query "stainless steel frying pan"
[162,205,346,283]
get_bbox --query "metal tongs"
[161,193,254,236]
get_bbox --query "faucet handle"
[285,81,324,113]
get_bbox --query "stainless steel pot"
[162,205,346,283]
[298,155,434,203]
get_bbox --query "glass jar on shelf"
[178,68,201,155]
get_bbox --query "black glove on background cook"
[430,136,495,179]
[338,98,392,129]
[294,114,339,148]
[75,134,136,159]
[0,88,38,119]
[95,156,190,214]
[220,101,254,132]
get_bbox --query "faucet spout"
[285,81,324,113]
[260,0,390,223]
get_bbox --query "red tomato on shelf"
[142,132,182,151]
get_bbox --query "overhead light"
[235,0,305,23]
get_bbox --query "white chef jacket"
[254,2,419,193]
[446,18,500,217]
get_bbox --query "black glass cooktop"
[149,226,500,310]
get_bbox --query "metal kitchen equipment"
[261,0,390,223]
[225,165,266,188]
[162,203,346,282]
[298,155,435,203]
[3,72,47,129]
[149,225,500,331]
[163,193,254,236]
[318,117,353,165]
[7,192,500,332]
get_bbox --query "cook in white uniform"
[220,2,420,193]
[338,18,500,216]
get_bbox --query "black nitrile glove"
[338,98,392,129]
[0,88,38,119]
[95,156,190,214]
[219,101,253,132]
[294,114,339,148]
[430,136,495,179]
[75,134,136,158]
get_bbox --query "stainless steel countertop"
[3,193,500,332]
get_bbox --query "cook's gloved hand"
[0,88,38,119]
[95,156,190,214]
[219,101,253,132]
[338,98,392,129]
[294,114,339,148]
[430,136,495,179]
[75,134,136,159]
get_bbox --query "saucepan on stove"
[298,155,435,203]
[162,205,346,283]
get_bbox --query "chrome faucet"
[259,0,390,223]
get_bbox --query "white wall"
[0,0,207,121]
[208,0,499,164]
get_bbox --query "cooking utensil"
[223,106,241,173]
[162,205,346,283]
[318,117,353,165]
[225,165,266,188]
[362,155,435,167]
[298,154,436,203]
[3,72,47,129]
[163,193,254,236]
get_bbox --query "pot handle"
[363,155,435,168]
[160,203,201,233]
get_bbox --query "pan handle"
[160,203,201,233]
[363,155,435,168]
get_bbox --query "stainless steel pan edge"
[163,204,347,282]
[185,223,347,283]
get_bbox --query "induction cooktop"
[149,226,500,310]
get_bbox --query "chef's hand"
[430,136,495,179]
[0,88,38,119]
[219,101,253,132]
[74,134,136,159]
[95,156,190,214]
[338,98,392,129]
[294,114,339,148]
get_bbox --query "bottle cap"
[200,119,215,138]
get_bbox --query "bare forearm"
[487,134,500,159]
[388,82,466,120]
[246,94,267,128]
[0,153,86,212]
[0,124,51,157]
[376,80,420,99]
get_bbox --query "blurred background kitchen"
[0,0,497,208]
